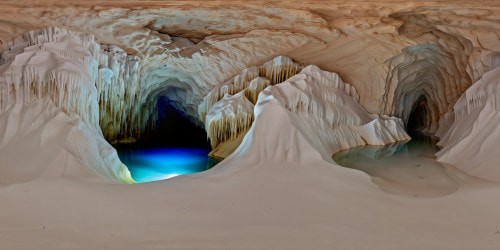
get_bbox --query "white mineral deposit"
[0,1,499,249]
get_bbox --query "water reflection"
[333,134,459,198]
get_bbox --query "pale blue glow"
[117,148,214,183]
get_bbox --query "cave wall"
[0,1,499,143]
[0,30,134,183]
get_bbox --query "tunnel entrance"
[116,96,217,183]
[139,97,211,149]
[406,94,440,136]
[407,96,431,136]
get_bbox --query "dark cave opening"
[407,96,430,136]
[116,97,216,183]
[139,96,211,149]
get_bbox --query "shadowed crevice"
[138,96,210,149]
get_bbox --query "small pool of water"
[116,146,219,183]
[333,134,460,198]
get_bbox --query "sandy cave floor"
[1,157,500,249]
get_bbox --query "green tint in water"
[333,134,459,198]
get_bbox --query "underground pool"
[116,146,218,183]
[333,134,461,198]
[116,98,219,183]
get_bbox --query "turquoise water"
[333,135,460,197]
[117,147,218,183]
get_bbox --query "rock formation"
[1,2,498,142]
[437,67,500,182]
[0,28,134,183]
[200,56,301,158]
[0,1,500,249]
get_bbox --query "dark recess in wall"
[407,97,428,136]
[138,97,211,149]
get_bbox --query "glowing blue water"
[117,147,217,183]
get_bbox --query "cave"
[407,96,430,135]
[403,93,441,137]
[139,96,210,149]
[2,1,500,249]
[115,96,214,183]
[383,43,471,136]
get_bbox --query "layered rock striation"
[437,67,500,182]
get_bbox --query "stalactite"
[197,60,382,157]
[278,65,363,127]
[244,77,271,104]
[0,28,151,143]
[207,113,254,149]
[205,91,254,149]
[0,28,119,132]
[194,56,302,155]
[256,65,409,154]
[198,56,302,127]
[259,56,301,85]
[94,45,142,142]
[0,29,135,183]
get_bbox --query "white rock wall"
[0,30,134,183]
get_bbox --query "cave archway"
[139,96,211,149]
[406,95,439,136]
[407,96,428,135]
[383,43,472,136]
[116,96,214,183]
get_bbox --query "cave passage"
[407,97,429,135]
[116,97,217,183]
[139,97,211,149]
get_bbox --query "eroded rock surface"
[0,1,498,142]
